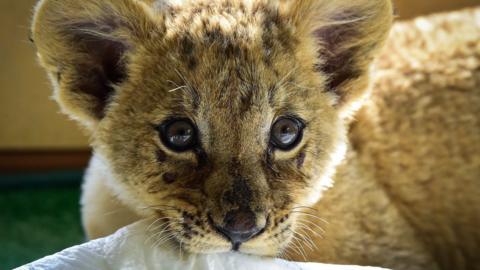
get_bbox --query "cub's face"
[32,0,392,257]
[96,13,344,254]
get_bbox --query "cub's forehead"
[133,3,304,102]
[159,0,295,51]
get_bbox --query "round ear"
[281,0,394,118]
[31,0,163,130]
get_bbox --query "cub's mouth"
[144,205,301,257]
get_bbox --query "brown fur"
[31,0,479,269]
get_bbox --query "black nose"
[215,209,262,247]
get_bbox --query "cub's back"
[355,7,480,268]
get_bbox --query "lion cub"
[31,0,479,269]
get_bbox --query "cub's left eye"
[158,118,197,152]
[270,117,304,150]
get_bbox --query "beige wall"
[0,0,88,149]
[395,0,479,19]
[0,0,478,150]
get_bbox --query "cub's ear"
[31,0,161,129]
[281,0,393,117]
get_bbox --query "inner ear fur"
[282,0,393,116]
[31,0,161,129]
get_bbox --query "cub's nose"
[215,209,263,247]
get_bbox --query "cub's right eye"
[157,118,197,152]
[270,116,304,151]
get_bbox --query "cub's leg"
[81,156,140,239]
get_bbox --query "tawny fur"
[31,1,479,269]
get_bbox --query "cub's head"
[32,0,392,257]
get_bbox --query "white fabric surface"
[17,221,387,270]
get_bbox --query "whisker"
[294,222,325,238]
[145,226,175,245]
[151,232,173,249]
[277,245,294,261]
[277,68,297,88]
[150,229,177,249]
[295,219,326,234]
[292,230,316,251]
[141,204,180,210]
[145,221,181,245]
[150,220,182,233]
[178,237,184,259]
[150,221,183,234]
[168,85,188,92]
[286,240,302,261]
[296,226,321,249]
[292,233,314,252]
[154,232,178,248]
[282,247,295,261]
[147,208,180,214]
[289,237,308,261]
[166,80,181,87]
[147,216,172,231]
[139,204,182,214]
[291,233,310,256]
[290,211,329,224]
[146,228,173,247]
[147,217,183,232]
[291,206,319,212]
[299,217,325,233]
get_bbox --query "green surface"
[0,170,82,189]
[0,187,85,269]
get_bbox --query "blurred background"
[1,0,479,268]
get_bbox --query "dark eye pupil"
[279,126,295,142]
[281,125,293,134]
[168,122,193,145]
[271,117,302,150]
[160,119,196,151]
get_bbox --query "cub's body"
[307,10,480,269]
[32,0,479,269]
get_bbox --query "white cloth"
[18,221,387,270]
